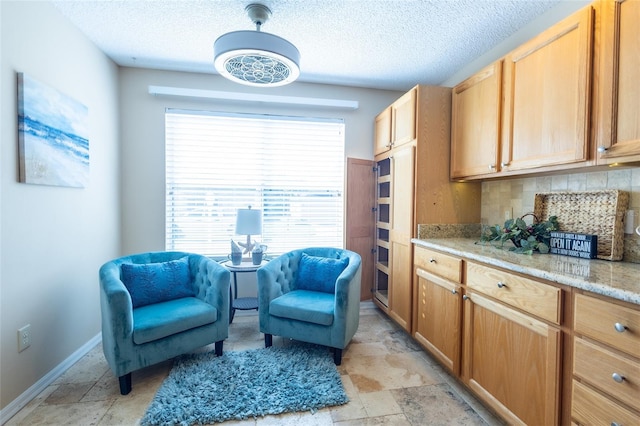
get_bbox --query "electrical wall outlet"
[504,208,513,220]
[18,324,31,352]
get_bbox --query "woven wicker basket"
[533,190,630,261]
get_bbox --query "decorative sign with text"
[549,232,598,259]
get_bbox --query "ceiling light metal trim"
[213,3,300,87]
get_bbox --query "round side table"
[221,259,268,323]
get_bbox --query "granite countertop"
[412,237,640,306]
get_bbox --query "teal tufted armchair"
[257,247,361,365]
[99,251,230,394]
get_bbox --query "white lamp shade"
[235,208,262,235]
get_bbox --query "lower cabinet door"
[463,292,562,426]
[413,268,462,375]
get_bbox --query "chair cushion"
[295,253,348,294]
[132,297,217,344]
[121,257,194,308]
[269,290,334,326]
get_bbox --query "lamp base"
[237,234,256,254]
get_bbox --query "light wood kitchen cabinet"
[374,145,415,330]
[593,0,640,163]
[391,88,416,148]
[463,263,563,425]
[462,290,562,425]
[374,107,392,156]
[387,144,415,330]
[501,6,594,173]
[413,246,463,374]
[450,61,503,179]
[571,292,640,425]
[373,86,481,332]
[373,88,416,156]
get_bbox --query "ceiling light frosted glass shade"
[214,30,300,87]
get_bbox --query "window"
[165,109,345,257]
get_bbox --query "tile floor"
[6,302,503,425]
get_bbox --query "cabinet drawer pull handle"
[611,422,621,426]
[614,322,628,333]
[612,373,625,383]
[429,258,436,263]
[497,281,507,288]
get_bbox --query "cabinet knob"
[497,281,507,288]
[597,146,608,153]
[500,162,509,168]
[614,322,628,333]
[462,295,469,301]
[488,164,496,170]
[612,373,625,383]
[451,288,457,295]
[611,423,621,426]
[429,258,436,263]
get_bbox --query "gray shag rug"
[141,343,349,425]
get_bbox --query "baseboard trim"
[0,333,102,425]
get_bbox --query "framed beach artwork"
[17,73,89,188]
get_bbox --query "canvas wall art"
[17,73,89,188]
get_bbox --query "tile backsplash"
[481,167,640,263]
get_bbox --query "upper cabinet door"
[391,88,417,148]
[374,107,392,156]
[450,61,503,179]
[595,0,640,163]
[501,6,593,172]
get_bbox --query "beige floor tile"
[255,409,334,425]
[391,384,491,426]
[44,382,94,405]
[345,351,444,393]
[98,392,155,426]
[359,390,403,418]
[334,413,412,425]
[80,370,123,402]
[4,386,58,426]
[342,341,390,359]
[53,344,110,385]
[330,375,367,423]
[15,400,114,425]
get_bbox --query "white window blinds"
[165,109,345,257]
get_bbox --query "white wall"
[118,68,402,255]
[0,1,120,410]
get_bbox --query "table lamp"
[235,207,262,254]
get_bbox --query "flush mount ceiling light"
[213,3,300,87]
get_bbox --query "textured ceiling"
[52,0,561,91]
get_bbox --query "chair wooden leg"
[333,348,342,365]
[215,340,223,356]
[264,334,273,347]
[119,373,132,395]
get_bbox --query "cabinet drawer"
[414,246,462,283]
[572,380,640,426]
[466,262,561,324]
[573,338,640,410]
[574,293,640,357]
